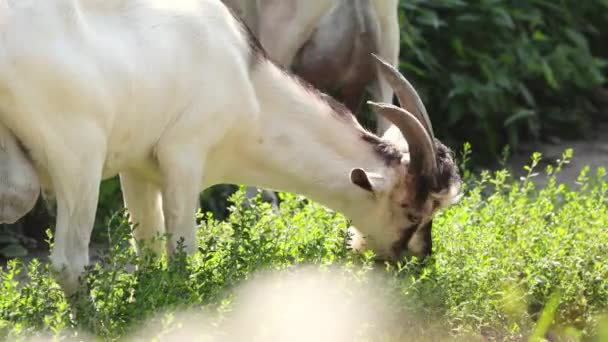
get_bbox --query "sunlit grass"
[0,148,606,341]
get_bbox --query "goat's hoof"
[49,263,83,297]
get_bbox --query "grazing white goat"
[223,0,400,133]
[0,0,460,294]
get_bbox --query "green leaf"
[492,8,514,29]
[417,10,445,29]
[541,60,559,89]
[533,30,547,41]
[504,109,536,127]
[518,83,536,107]
[564,29,588,49]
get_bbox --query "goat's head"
[345,54,461,261]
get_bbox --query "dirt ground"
[507,123,608,187]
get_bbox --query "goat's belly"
[291,0,378,92]
[101,156,161,183]
[0,122,40,224]
[102,136,162,182]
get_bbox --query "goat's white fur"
[0,0,405,293]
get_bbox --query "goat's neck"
[212,61,386,211]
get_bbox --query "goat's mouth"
[347,225,426,262]
[346,227,395,261]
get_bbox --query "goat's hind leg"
[156,146,202,256]
[120,171,166,256]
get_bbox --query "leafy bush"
[0,149,607,340]
[397,0,607,161]
[429,148,608,338]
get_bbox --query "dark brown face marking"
[413,174,433,208]
[391,219,433,259]
[415,220,433,257]
[433,139,460,192]
[391,223,419,258]
[360,133,402,165]
[402,138,461,209]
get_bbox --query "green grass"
[1,148,607,341]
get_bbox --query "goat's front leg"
[120,171,165,255]
[47,143,104,295]
[371,4,400,136]
[156,146,202,255]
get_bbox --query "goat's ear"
[350,168,383,193]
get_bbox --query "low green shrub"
[0,149,606,340]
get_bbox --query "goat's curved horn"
[371,53,435,142]
[368,101,437,176]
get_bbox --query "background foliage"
[395,0,607,161]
